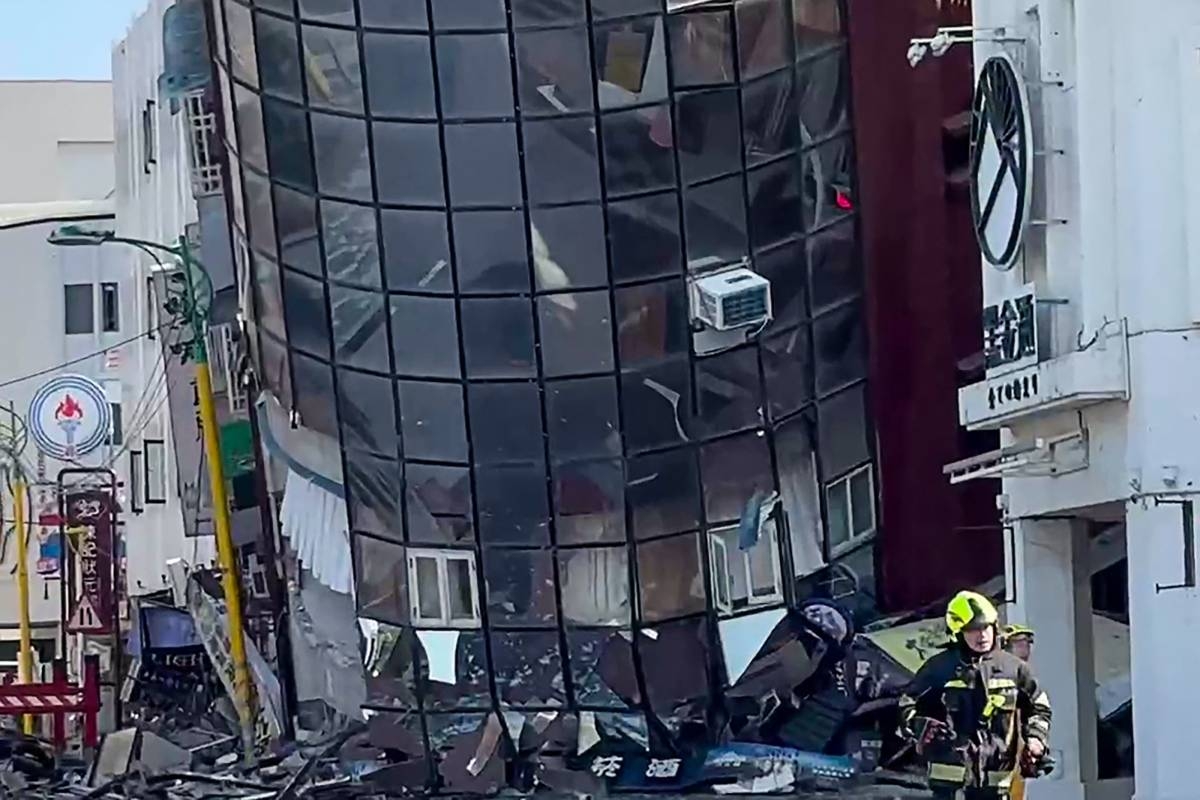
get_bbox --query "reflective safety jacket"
[899,645,1051,790]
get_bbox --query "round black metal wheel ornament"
[969,53,1032,271]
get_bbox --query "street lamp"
[47,224,257,758]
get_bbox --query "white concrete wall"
[969,0,1200,798]
[112,0,217,594]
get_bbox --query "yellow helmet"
[1004,623,1034,640]
[945,591,999,637]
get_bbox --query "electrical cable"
[0,324,169,392]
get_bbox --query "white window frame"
[825,464,877,557]
[707,522,784,616]
[407,548,480,628]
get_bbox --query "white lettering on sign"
[590,756,623,778]
[645,758,682,779]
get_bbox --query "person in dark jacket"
[898,591,1052,799]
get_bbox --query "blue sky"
[0,0,150,80]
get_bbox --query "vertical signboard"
[64,490,115,634]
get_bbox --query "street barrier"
[0,655,101,750]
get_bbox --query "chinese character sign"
[982,287,1038,374]
[65,490,115,635]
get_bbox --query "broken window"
[407,548,480,628]
[628,448,701,540]
[568,629,635,708]
[825,464,876,555]
[360,620,419,708]
[708,521,784,616]
[356,535,410,625]
[491,631,565,707]
[483,548,557,626]
[559,546,630,626]
[637,532,706,622]
[700,432,774,523]
[554,460,626,546]
[419,632,492,710]
[407,463,473,545]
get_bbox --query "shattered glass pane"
[420,631,491,710]
[355,536,409,625]
[491,631,566,707]
[628,448,701,540]
[483,548,557,626]
[773,410,824,578]
[637,532,706,622]
[621,359,693,453]
[553,460,626,545]
[567,629,635,708]
[366,709,426,757]
[641,616,712,726]
[700,432,774,524]
[558,546,630,626]
[694,346,763,438]
[344,450,402,537]
[359,620,419,708]
[425,712,491,751]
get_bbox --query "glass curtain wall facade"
[210,0,874,779]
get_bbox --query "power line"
[0,324,171,392]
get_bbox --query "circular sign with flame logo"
[27,375,111,461]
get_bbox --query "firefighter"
[1002,624,1035,662]
[898,591,1052,799]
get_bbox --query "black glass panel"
[762,323,813,420]
[684,175,748,270]
[554,460,625,545]
[628,448,700,540]
[381,209,452,293]
[432,0,506,30]
[669,10,734,88]
[593,15,667,111]
[361,623,419,709]
[538,291,614,378]
[225,0,258,87]
[444,123,522,207]
[360,0,428,29]
[748,157,803,252]
[695,346,762,438]
[797,48,849,144]
[292,352,339,436]
[263,99,314,189]
[421,633,492,710]
[512,0,586,26]
[530,205,607,291]
[398,381,469,462]
[242,166,276,255]
[330,285,390,371]
[793,0,844,56]
[312,112,372,201]
[614,280,689,368]
[676,89,741,185]
[252,254,286,340]
[608,192,681,284]
[345,450,402,536]
[621,359,692,453]
[737,0,790,80]
[546,377,621,463]
[817,383,869,479]
[568,629,632,706]
[364,32,436,118]
[814,302,866,396]
[638,533,705,622]
[321,200,381,288]
[453,210,530,294]
[803,135,855,232]
[354,535,408,624]
[390,296,461,379]
[282,269,330,357]
[601,103,676,197]
[475,463,550,545]
[461,298,536,379]
[591,0,658,18]
[484,549,557,626]
[338,368,397,456]
[523,117,601,205]
[373,121,444,206]
[436,33,514,119]
[468,383,544,464]
[754,241,807,329]
[274,185,321,276]
[407,464,472,542]
[256,12,302,101]
[700,432,774,523]
[235,87,267,177]
[303,23,363,112]
[299,0,354,23]
[742,70,799,164]
[807,220,858,321]
[514,28,593,115]
[773,409,823,578]
[258,333,292,407]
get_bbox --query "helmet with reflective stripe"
[945,590,999,637]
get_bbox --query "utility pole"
[13,478,32,735]
[46,226,257,758]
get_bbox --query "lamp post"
[47,225,256,758]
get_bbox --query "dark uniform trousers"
[899,646,1051,800]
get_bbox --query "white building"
[0,79,178,666]
[951,1,1200,799]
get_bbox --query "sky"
[0,0,150,80]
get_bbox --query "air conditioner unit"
[690,267,773,331]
